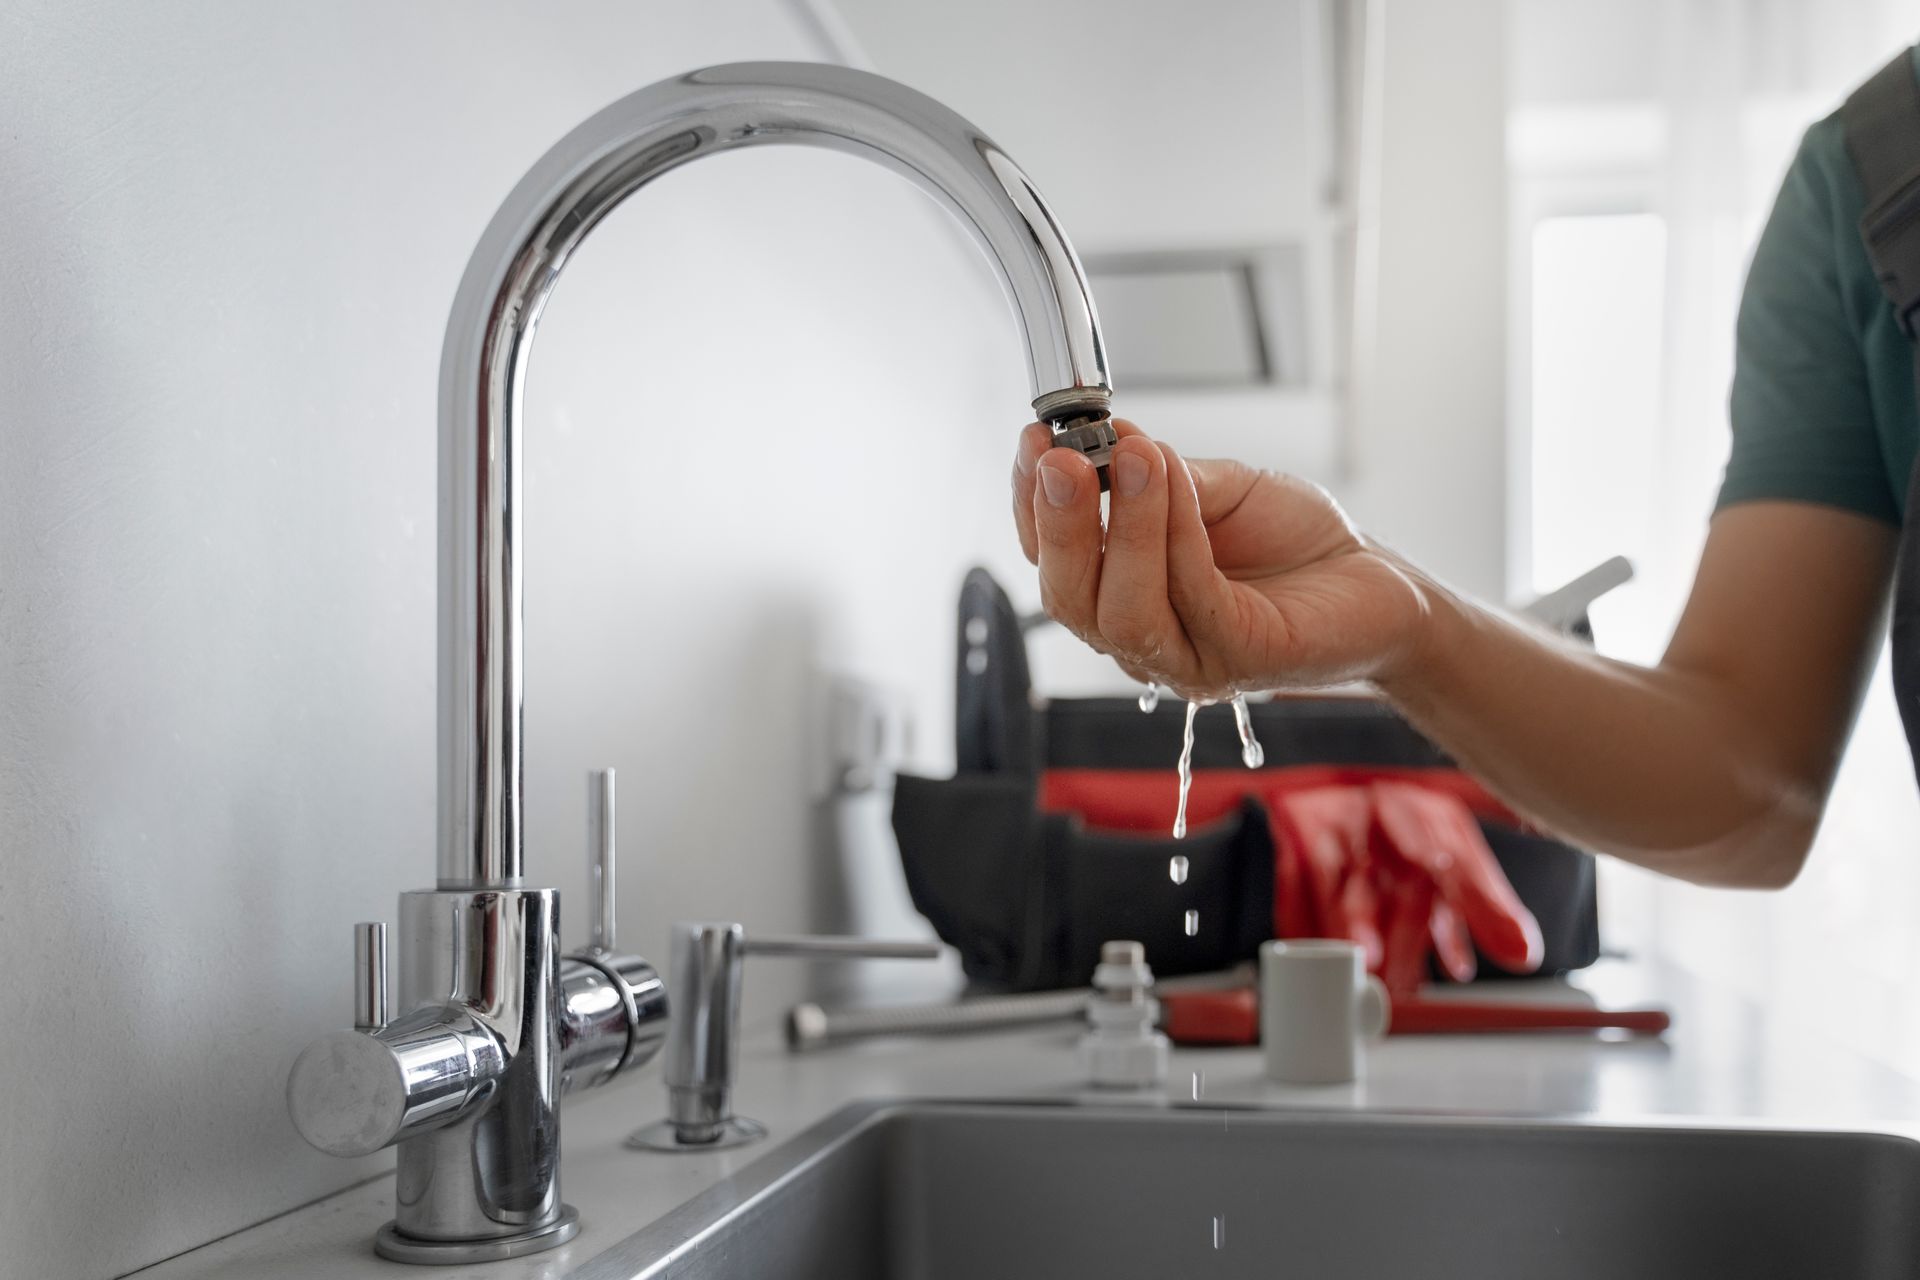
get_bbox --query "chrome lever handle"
[354,921,388,1031]
[586,767,616,955]
[558,767,668,1093]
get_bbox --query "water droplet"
[1168,854,1189,885]
[1172,700,1199,839]
[1230,693,1265,769]
[1190,1070,1205,1100]
[1212,1215,1226,1249]
[1137,681,1161,713]
[1183,909,1199,936]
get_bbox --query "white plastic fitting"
[1078,940,1170,1089]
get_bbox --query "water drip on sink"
[1212,1215,1226,1250]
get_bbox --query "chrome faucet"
[287,769,667,1263]
[628,923,942,1152]
[285,61,1113,1264]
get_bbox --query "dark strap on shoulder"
[1844,48,1920,339]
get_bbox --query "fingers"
[1182,454,1263,525]
[1160,444,1237,656]
[1095,436,1184,670]
[1013,418,1152,561]
[1031,445,1105,646]
[1011,421,1051,564]
[1019,418,1219,686]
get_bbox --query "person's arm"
[1011,422,1896,889]
[1381,501,1893,887]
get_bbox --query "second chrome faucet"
[629,924,942,1151]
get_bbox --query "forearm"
[1375,566,1830,888]
[1012,423,1890,887]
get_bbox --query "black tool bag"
[894,569,1602,992]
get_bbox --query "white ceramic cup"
[1260,939,1391,1085]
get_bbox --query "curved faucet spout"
[437,62,1114,888]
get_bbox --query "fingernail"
[1113,450,1149,497]
[1038,461,1076,508]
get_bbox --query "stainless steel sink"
[574,1101,1920,1279]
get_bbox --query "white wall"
[1342,0,1510,603]
[832,0,1353,508]
[0,4,1030,1276]
[831,0,1326,251]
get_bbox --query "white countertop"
[141,958,1920,1280]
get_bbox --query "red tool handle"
[1158,989,1670,1046]
[1388,998,1671,1036]
[1161,989,1260,1046]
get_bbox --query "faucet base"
[372,1205,580,1265]
[625,1116,768,1153]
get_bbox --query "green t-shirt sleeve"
[1718,116,1899,524]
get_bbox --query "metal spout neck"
[437,62,1112,887]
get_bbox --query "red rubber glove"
[1370,780,1544,981]
[1266,781,1543,997]
[1267,786,1383,965]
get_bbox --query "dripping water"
[1229,693,1265,769]
[1172,700,1199,838]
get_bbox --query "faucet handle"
[354,921,388,1032]
[557,767,669,1093]
[627,923,943,1153]
[290,922,507,1159]
[586,767,617,954]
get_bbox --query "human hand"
[1011,421,1435,700]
